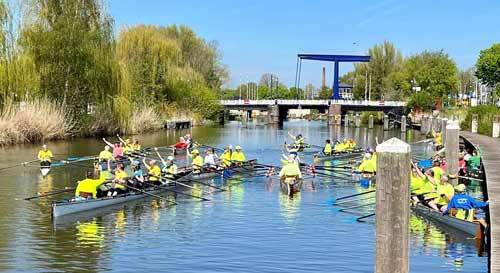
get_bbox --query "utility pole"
[364,69,368,101]
[369,73,372,101]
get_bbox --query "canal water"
[0,121,487,272]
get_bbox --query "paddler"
[130,160,144,188]
[103,138,124,159]
[323,139,332,156]
[108,163,128,197]
[432,130,443,150]
[411,167,437,205]
[279,155,303,183]
[231,145,246,165]
[74,171,107,199]
[204,148,218,170]
[38,144,53,168]
[446,184,488,226]
[131,139,141,151]
[220,146,232,167]
[431,159,444,183]
[143,159,162,184]
[190,149,204,173]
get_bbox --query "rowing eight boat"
[411,203,480,236]
[313,149,364,163]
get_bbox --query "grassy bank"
[458,105,500,136]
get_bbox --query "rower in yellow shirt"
[143,159,162,184]
[357,153,377,175]
[220,146,232,167]
[428,174,455,212]
[38,144,53,167]
[75,171,107,199]
[231,145,246,164]
[190,149,204,173]
[323,139,332,156]
[108,164,128,197]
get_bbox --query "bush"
[407,92,435,112]
[460,105,500,136]
[360,111,383,124]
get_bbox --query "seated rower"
[130,160,144,188]
[334,140,345,152]
[220,146,232,168]
[411,166,436,204]
[204,148,218,170]
[468,150,481,171]
[173,137,188,150]
[103,138,124,159]
[190,149,204,174]
[108,163,128,197]
[143,159,162,184]
[428,174,455,212]
[164,156,178,179]
[131,139,141,151]
[231,145,246,165]
[279,155,303,183]
[288,132,305,148]
[117,135,133,155]
[75,171,107,199]
[38,144,54,168]
[431,160,444,183]
[98,146,114,171]
[323,139,332,156]
[432,130,443,150]
[357,153,376,176]
[446,184,488,227]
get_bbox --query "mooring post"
[445,120,460,185]
[471,114,478,133]
[268,105,279,125]
[368,114,374,129]
[383,114,389,131]
[435,117,441,132]
[355,113,361,128]
[420,116,427,134]
[493,115,500,138]
[427,116,433,135]
[344,114,349,127]
[401,115,407,132]
[335,114,341,125]
[441,118,448,144]
[375,138,411,273]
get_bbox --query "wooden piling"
[427,116,434,135]
[420,116,427,134]
[401,115,407,132]
[368,114,374,129]
[375,138,411,273]
[383,114,389,131]
[471,114,478,133]
[355,113,361,128]
[268,105,279,125]
[344,114,349,127]
[441,118,448,144]
[445,120,460,185]
[493,115,500,138]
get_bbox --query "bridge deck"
[460,131,500,272]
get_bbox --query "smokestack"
[322,66,326,89]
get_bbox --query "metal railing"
[220,99,406,107]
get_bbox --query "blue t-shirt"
[446,193,488,213]
[134,169,143,179]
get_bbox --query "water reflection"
[76,218,106,248]
[279,192,301,222]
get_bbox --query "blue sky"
[108,0,500,88]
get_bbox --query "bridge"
[220,99,406,125]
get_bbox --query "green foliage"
[476,43,500,87]
[318,86,331,99]
[406,92,435,111]
[460,105,500,136]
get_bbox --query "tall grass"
[128,106,162,134]
[0,97,75,145]
[460,105,500,136]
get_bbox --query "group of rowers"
[410,149,488,226]
[74,138,248,200]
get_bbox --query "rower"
[432,130,443,150]
[184,133,193,148]
[117,135,133,155]
[428,174,455,212]
[323,139,332,156]
[431,159,444,183]
[288,132,305,147]
[190,149,204,174]
[74,171,107,200]
[38,144,53,168]
[220,146,232,167]
[164,156,178,179]
[334,140,345,152]
[468,150,481,171]
[108,163,128,197]
[279,155,303,183]
[446,184,488,227]
[173,137,188,150]
[231,145,246,165]
[357,153,376,176]
[98,146,114,171]
[130,160,144,188]
[131,139,141,151]
[204,148,218,170]
[103,138,124,159]
[143,159,162,184]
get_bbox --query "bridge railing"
[220,99,406,107]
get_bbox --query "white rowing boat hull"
[52,188,165,218]
[40,167,50,176]
[313,151,363,163]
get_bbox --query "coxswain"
[143,159,162,184]
[164,156,178,179]
[190,149,204,173]
[323,139,332,156]
[231,145,246,165]
[428,174,455,212]
[446,184,488,226]
[74,171,107,199]
[38,144,53,168]
[204,148,218,170]
[108,163,128,197]
[279,155,303,183]
[220,146,232,167]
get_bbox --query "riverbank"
[443,105,500,136]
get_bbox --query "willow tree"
[21,0,117,119]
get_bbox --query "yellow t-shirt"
[38,150,53,162]
[231,151,246,162]
[75,177,107,198]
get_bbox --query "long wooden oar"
[356,213,375,222]
[24,187,75,200]
[126,185,177,205]
[338,202,376,212]
[143,182,211,201]
[333,195,375,206]
[333,189,376,203]
[0,159,40,172]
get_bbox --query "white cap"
[288,154,296,162]
[42,144,47,149]
[167,156,174,161]
[364,153,372,159]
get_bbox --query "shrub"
[460,105,500,136]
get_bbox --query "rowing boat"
[280,178,302,196]
[184,159,258,180]
[411,203,480,236]
[313,149,364,163]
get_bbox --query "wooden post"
[420,116,427,134]
[441,118,448,144]
[401,115,407,132]
[355,113,361,127]
[335,114,341,125]
[368,114,374,129]
[344,114,349,127]
[383,114,389,130]
[445,120,460,185]
[427,116,433,135]
[268,105,279,125]
[471,114,478,133]
[492,115,500,138]
[375,138,411,273]
[327,104,341,125]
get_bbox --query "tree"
[476,43,500,88]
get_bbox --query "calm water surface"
[0,121,487,272]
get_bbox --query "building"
[339,83,353,100]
